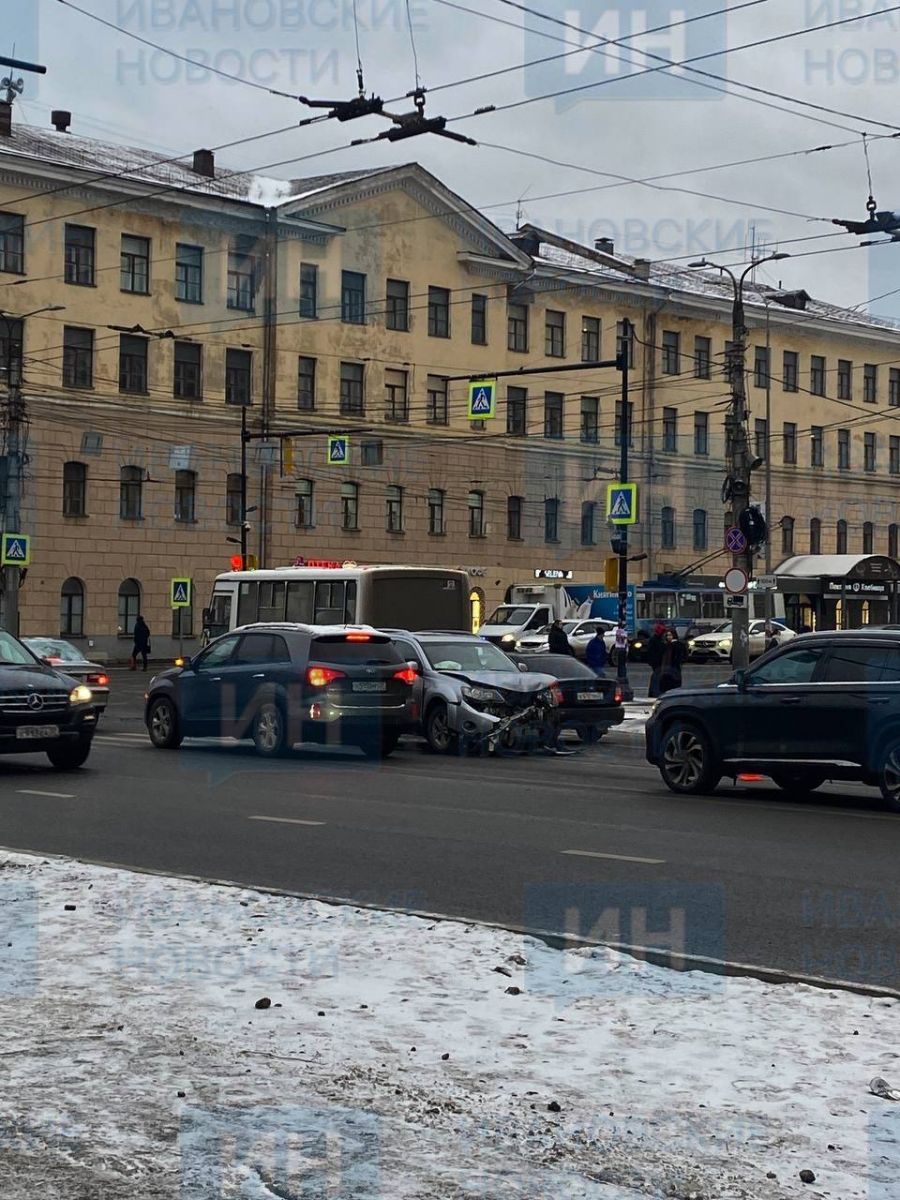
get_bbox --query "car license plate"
[352,681,386,693]
[576,692,597,702]
[16,725,60,740]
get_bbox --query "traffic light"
[230,554,243,570]
[610,534,627,557]
[605,557,618,591]
[229,554,259,571]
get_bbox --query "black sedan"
[512,653,624,743]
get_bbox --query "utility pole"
[763,301,773,621]
[615,319,633,700]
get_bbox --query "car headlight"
[633,640,643,650]
[69,684,93,704]
[717,640,731,649]
[500,634,516,646]
[461,685,504,704]
[688,640,695,650]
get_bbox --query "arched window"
[60,577,84,636]
[469,588,484,634]
[810,518,821,554]
[781,516,795,556]
[118,578,141,637]
[836,519,848,554]
[120,465,143,520]
[661,506,676,549]
[62,461,87,517]
[863,521,874,555]
[692,508,707,551]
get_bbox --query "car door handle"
[209,676,222,683]
[251,673,266,679]
[779,696,802,705]
[871,697,891,705]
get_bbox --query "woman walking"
[658,628,685,694]
[130,614,151,671]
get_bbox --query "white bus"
[201,561,469,643]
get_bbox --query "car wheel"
[425,703,457,754]
[659,721,721,795]
[46,736,92,770]
[252,702,288,758]
[880,744,900,812]
[360,732,400,760]
[770,769,826,796]
[147,697,182,749]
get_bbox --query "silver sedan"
[23,638,111,711]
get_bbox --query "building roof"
[775,554,899,578]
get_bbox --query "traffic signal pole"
[615,321,633,701]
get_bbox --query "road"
[0,663,898,991]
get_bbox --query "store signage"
[824,579,888,595]
[534,569,574,580]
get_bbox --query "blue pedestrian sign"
[1,533,30,566]
[606,483,638,526]
[327,436,350,466]
[467,379,497,420]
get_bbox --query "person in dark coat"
[658,628,685,694]
[547,620,574,656]
[130,615,151,671]
[646,623,667,697]
[585,629,607,674]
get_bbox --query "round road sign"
[724,525,748,554]
[724,567,749,595]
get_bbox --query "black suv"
[145,624,418,759]
[646,629,900,810]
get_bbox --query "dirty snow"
[0,850,898,1198]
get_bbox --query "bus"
[635,582,785,624]
[201,561,469,643]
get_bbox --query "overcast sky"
[8,0,900,319]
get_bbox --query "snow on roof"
[776,554,894,577]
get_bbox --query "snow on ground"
[0,850,898,1198]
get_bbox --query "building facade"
[2,107,900,656]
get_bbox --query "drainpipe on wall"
[641,295,668,582]
[260,206,279,568]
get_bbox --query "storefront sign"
[534,569,573,580]
[824,579,889,596]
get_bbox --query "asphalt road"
[0,663,898,992]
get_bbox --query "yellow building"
[1,105,899,655]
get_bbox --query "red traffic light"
[230,554,243,570]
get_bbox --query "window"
[428,286,450,338]
[661,506,676,549]
[661,330,680,375]
[544,497,560,543]
[386,278,409,331]
[891,436,900,475]
[117,579,141,637]
[428,488,446,535]
[581,501,595,546]
[751,646,824,686]
[174,342,202,400]
[507,495,523,540]
[427,375,448,425]
[64,225,95,286]
[174,470,196,522]
[616,320,635,367]
[507,387,527,437]
[582,316,600,362]
[63,462,87,517]
[863,521,875,554]
[384,369,409,422]
[836,519,848,554]
[694,336,711,379]
[783,350,799,392]
[361,440,383,467]
[119,335,148,394]
[468,490,485,537]
[295,479,314,527]
[470,293,487,345]
[615,399,634,448]
[60,577,84,637]
[120,234,150,293]
[580,396,599,444]
[545,310,565,357]
[386,485,404,533]
[120,466,143,520]
[175,244,203,303]
[837,359,852,400]
[838,428,851,470]
[891,368,900,407]
[225,348,252,406]
[226,473,243,526]
[781,516,795,555]
[227,248,256,311]
[822,644,900,683]
[754,346,770,388]
[694,412,709,456]
[299,263,318,318]
[544,391,564,439]
[662,407,678,453]
[810,355,826,396]
[297,356,316,411]
[340,362,364,415]
[864,363,878,404]
[754,418,768,462]
[508,303,528,352]
[172,599,193,638]
[0,212,24,273]
[783,422,797,464]
[0,317,22,386]
[62,327,93,388]
[692,508,707,551]
[891,524,899,559]
[341,482,359,531]
[811,425,824,467]
[865,431,877,472]
[809,518,821,554]
[341,270,366,324]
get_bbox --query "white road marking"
[561,849,666,865]
[16,790,76,800]
[248,816,326,827]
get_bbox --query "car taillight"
[345,633,371,642]
[614,685,623,703]
[306,666,346,687]
[87,673,109,687]
[550,683,564,706]
[393,667,418,685]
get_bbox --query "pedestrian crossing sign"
[1,533,30,566]
[327,436,350,465]
[606,483,638,526]
[467,379,497,420]
[170,578,192,609]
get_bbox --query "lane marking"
[248,816,326,827]
[562,849,666,865]
[16,790,75,800]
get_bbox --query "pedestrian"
[613,624,629,669]
[646,622,667,698]
[585,628,608,674]
[130,614,151,671]
[548,619,574,656]
[764,621,780,654]
[658,628,685,694]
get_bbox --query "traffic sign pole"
[615,321,634,702]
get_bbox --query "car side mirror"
[202,608,212,625]
[517,661,528,672]
[732,668,748,693]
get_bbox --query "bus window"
[286,580,314,623]
[206,592,233,638]
[237,581,258,626]
[315,580,347,624]
[345,580,357,622]
[258,580,286,623]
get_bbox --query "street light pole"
[616,320,633,700]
